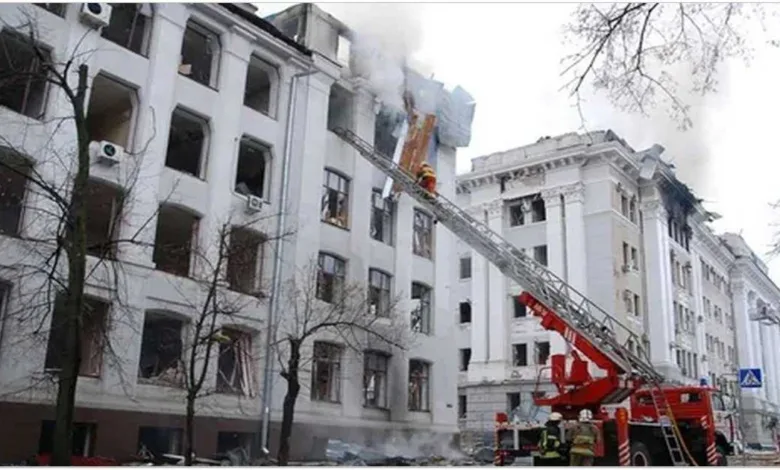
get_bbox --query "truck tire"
[714,446,727,466]
[630,441,652,466]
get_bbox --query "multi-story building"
[453,130,780,448]
[0,2,472,462]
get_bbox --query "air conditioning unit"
[79,3,112,29]
[90,140,123,166]
[246,195,263,213]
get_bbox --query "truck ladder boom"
[333,127,664,385]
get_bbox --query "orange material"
[616,407,630,466]
[393,112,437,194]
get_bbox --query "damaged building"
[454,131,780,449]
[0,0,475,464]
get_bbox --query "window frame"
[311,341,342,403]
[412,209,433,259]
[370,188,393,245]
[316,252,346,304]
[0,29,51,120]
[234,136,271,201]
[179,20,221,89]
[368,268,392,317]
[165,107,210,179]
[512,343,528,367]
[408,359,431,412]
[321,169,350,229]
[100,3,152,56]
[243,54,279,118]
[410,282,432,335]
[0,151,32,237]
[363,350,389,409]
[459,256,472,279]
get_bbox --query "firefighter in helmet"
[537,411,565,466]
[416,161,437,197]
[568,409,599,466]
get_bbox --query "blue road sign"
[739,368,763,388]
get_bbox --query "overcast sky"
[258,2,780,283]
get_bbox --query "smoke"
[318,3,427,111]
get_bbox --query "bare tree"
[272,258,411,465]
[561,3,771,129]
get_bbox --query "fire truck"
[331,127,727,466]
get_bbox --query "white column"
[468,204,489,381]
[750,315,767,402]
[541,188,567,356]
[771,325,780,408]
[562,183,587,293]
[485,200,507,378]
[733,282,761,403]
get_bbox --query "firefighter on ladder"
[416,161,437,198]
[537,412,565,466]
[568,409,599,466]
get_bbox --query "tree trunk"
[277,342,301,466]
[185,395,196,466]
[51,63,90,467]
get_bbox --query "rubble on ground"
[318,438,481,466]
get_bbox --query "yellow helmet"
[420,162,431,169]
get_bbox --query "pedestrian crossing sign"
[739,368,763,388]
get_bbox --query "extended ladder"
[333,127,689,465]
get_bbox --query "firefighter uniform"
[537,412,565,466]
[569,410,599,466]
[416,162,437,196]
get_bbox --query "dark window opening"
[312,341,341,403]
[459,348,471,371]
[370,189,393,244]
[316,252,346,304]
[509,205,524,227]
[0,151,31,236]
[535,341,550,365]
[368,269,391,317]
[413,209,433,259]
[34,3,66,16]
[321,169,350,228]
[138,314,183,386]
[411,282,432,335]
[165,108,206,177]
[364,351,389,409]
[179,22,218,88]
[137,427,182,456]
[216,432,255,459]
[458,395,467,418]
[39,421,95,457]
[373,107,403,158]
[459,257,472,279]
[327,85,353,132]
[84,180,124,259]
[408,359,430,412]
[226,227,264,295]
[244,55,275,116]
[533,245,548,267]
[0,30,49,118]
[44,296,108,377]
[152,205,199,277]
[459,301,471,324]
[87,74,136,148]
[216,329,254,396]
[507,393,521,413]
[512,343,527,367]
[531,198,546,222]
[235,138,269,199]
[101,3,150,55]
[513,297,527,318]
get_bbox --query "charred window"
[152,205,199,277]
[513,297,526,318]
[410,282,431,335]
[87,74,136,148]
[316,252,345,304]
[412,209,433,259]
[38,421,95,457]
[535,341,550,365]
[137,427,182,456]
[216,329,254,396]
[374,108,403,158]
[45,296,109,377]
[0,30,49,119]
[138,314,184,386]
[321,169,349,228]
[458,395,467,418]
[459,257,471,279]
[533,245,548,267]
[311,341,341,403]
[363,351,389,408]
[512,343,527,366]
[370,189,393,244]
[84,179,124,259]
[459,301,471,324]
[165,108,207,177]
[235,138,269,199]
[101,3,151,55]
[0,150,31,236]
[327,85,353,132]
[34,3,66,16]
[530,198,546,222]
[179,21,219,88]
[368,268,391,317]
[509,195,544,226]
[408,359,430,412]
[459,348,471,371]
[507,393,521,413]
[244,55,276,116]
[226,227,264,295]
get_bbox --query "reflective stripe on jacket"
[538,426,562,459]
[569,422,599,457]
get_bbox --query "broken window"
[244,55,276,116]
[38,421,95,457]
[0,151,31,236]
[368,268,391,317]
[370,189,393,244]
[44,296,109,377]
[336,34,351,66]
[226,227,264,295]
[34,3,66,16]
[84,179,124,259]
[138,314,184,386]
[535,341,550,365]
[410,282,431,335]
[412,209,433,259]
[216,432,254,456]
[512,344,527,367]
[101,3,151,55]
[622,242,629,267]
[530,198,546,222]
[87,74,136,148]
[235,138,269,199]
[509,205,524,227]
[533,245,548,267]
[316,252,345,304]
[374,108,403,158]
[507,393,521,413]
[633,294,641,317]
[459,301,471,324]
[459,348,471,371]
[327,85,353,132]
[459,257,471,279]
[513,297,526,318]
[631,247,638,269]
[216,329,254,396]
[458,395,467,418]
[0,30,49,119]
[311,341,341,403]
[137,427,182,456]
[408,359,430,412]
[179,21,219,88]
[165,108,207,177]
[321,169,349,228]
[363,351,388,408]
[152,205,199,277]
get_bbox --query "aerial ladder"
[332,127,693,466]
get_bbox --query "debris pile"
[322,439,481,466]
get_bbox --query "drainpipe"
[259,66,316,457]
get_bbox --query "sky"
[257,2,780,283]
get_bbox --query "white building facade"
[0,2,466,462]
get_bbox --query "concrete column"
[760,322,778,404]
[750,317,767,402]
[485,200,507,377]
[733,283,761,402]
[771,326,780,407]
[468,204,489,381]
[541,188,567,356]
[562,183,587,293]
[640,199,676,375]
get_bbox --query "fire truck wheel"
[630,441,652,466]
[714,446,727,466]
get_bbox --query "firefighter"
[416,161,437,197]
[537,412,565,466]
[568,409,599,466]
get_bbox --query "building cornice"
[732,257,780,301]
[691,224,735,271]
